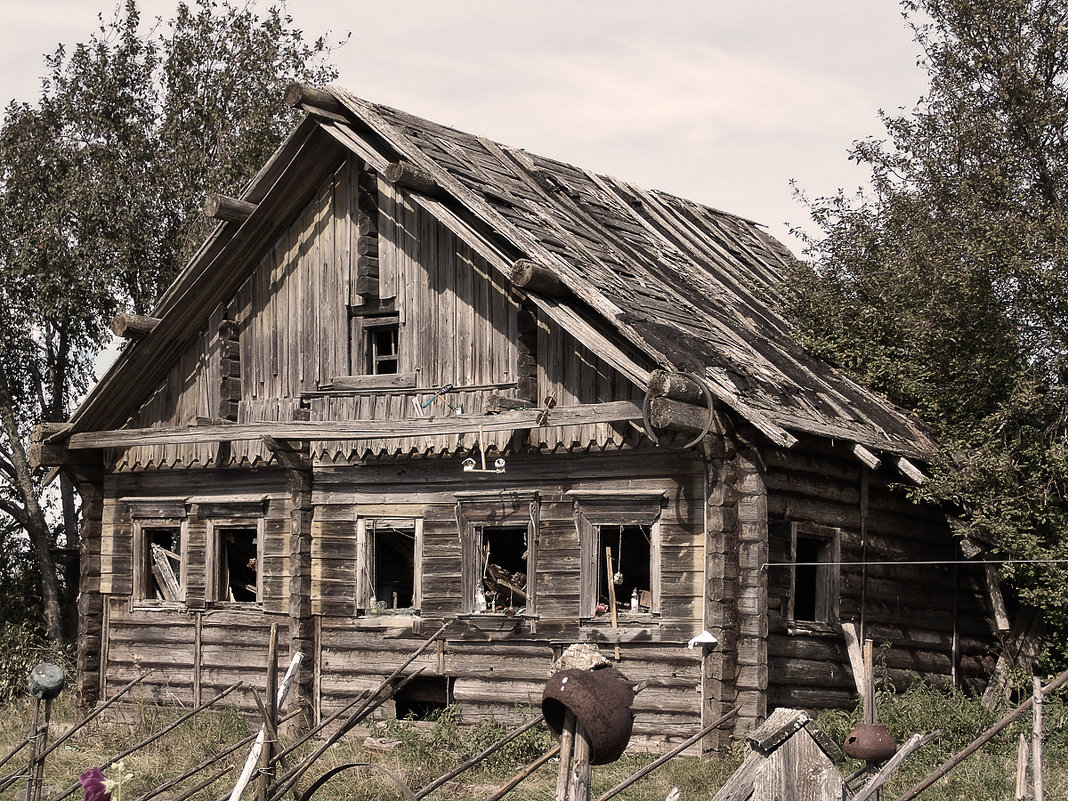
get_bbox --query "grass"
[0,682,1064,801]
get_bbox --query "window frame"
[571,491,665,621]
[356,516,423,616]
[786,521,841,631]
[456,492,539,617]
[206,518,265,606]
[132,518,187,607]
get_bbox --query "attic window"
[365,317,399,374]
[788,523,840,628]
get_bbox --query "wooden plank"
[69,401,643,448]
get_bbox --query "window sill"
[131,600,186,611]
[581,612,659,624]
[787,621,840,636]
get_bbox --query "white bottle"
[630,588,638,611]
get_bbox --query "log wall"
[761,438,993,711]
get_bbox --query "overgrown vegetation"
[1,685,1065,801]
[782,0,1068,664]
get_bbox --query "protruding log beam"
[851,442,882,471]
[647,370,706,404]
[111,313,161,340]
[283,82,347,117]
[262,435,310,471]
[510,259,570,298]
[648,396,719,436]
[383,161,446,199]
[204,193,257,223]
[31,422,72,443]
[894,456,927,484]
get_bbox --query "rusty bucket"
[542,667,634,764]
[843,722,898,761]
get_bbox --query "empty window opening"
[476,526,528,614]
[393,676,453,721]
[364,318,399,375]
[217,526,259,603]
[598,525,651,616]
[373,522,416,611]
[789,525,840,626]
[140,526,182,601]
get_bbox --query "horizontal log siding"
[313,450,707,749]
[101,599,292,718]
[762,439,994,711]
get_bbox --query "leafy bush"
[0,620,72,703]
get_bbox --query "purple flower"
[79,767,111,801]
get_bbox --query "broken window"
[474,526,529,614]
[212,524,261,604]
[456,493,539,616]
[597,525,652,616]
[355,313,399,375]
[357,518,421,615]
[572,492,664,619]
[788,522,840,627]
[135,523,183,603]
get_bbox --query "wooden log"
[647,397,715,435]
[647,370,705,404]
[257,624,279,801]
[111,313,161,339]
[555,711,576,801]
[384,161,446,199]
[1015,733,1028,801]
[894,456,927,485]
[851,443,882,471]
[510,259,570,298]
[204,193,257,223]
[30,422,71,443]
[283,83,346,116]
[568,720,592,801]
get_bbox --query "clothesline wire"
[764,558,1068,569]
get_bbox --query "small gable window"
[364,316,399,375]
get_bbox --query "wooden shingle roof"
[327,89,936,459]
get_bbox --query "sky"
[0,0,929,249]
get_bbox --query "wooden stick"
[270,691,372,763]
[0,736,31,772]
[247,688,298,800]
[31,697,54,801]
[23,698,40,801]
[1015,733,1029,801]
[256,624,279,801]
[895,666,1068,801]
[605,547,621,661]
[50,683,244,801]
[1033,675,1044,801]
[230,652,301,801]
[568,720,592,801]
[415,714,545,799]
[483,744,561,801]
[852,730,941,801]
[173,762,238,801]
[595,707,739,801]
[554,711,576,801]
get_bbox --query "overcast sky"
[0,0,929,248]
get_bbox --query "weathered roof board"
[71,87,936,460]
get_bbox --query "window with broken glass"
[456,494,538,617]
[572,492,664,620]
[209,522,263,604]
[134,521,185,604]
[356,518,422,616]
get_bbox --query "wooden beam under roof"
[65,400,644,450]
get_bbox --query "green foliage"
[0,0,340,644]
[783,0,1068,655]
[0,621,72,703]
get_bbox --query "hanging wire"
[764,557,1068,569]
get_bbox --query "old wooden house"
[39,85,997,752]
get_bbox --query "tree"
[0,0,339,644]
[784,0,1068,660]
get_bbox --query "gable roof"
[70,86,936,461]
